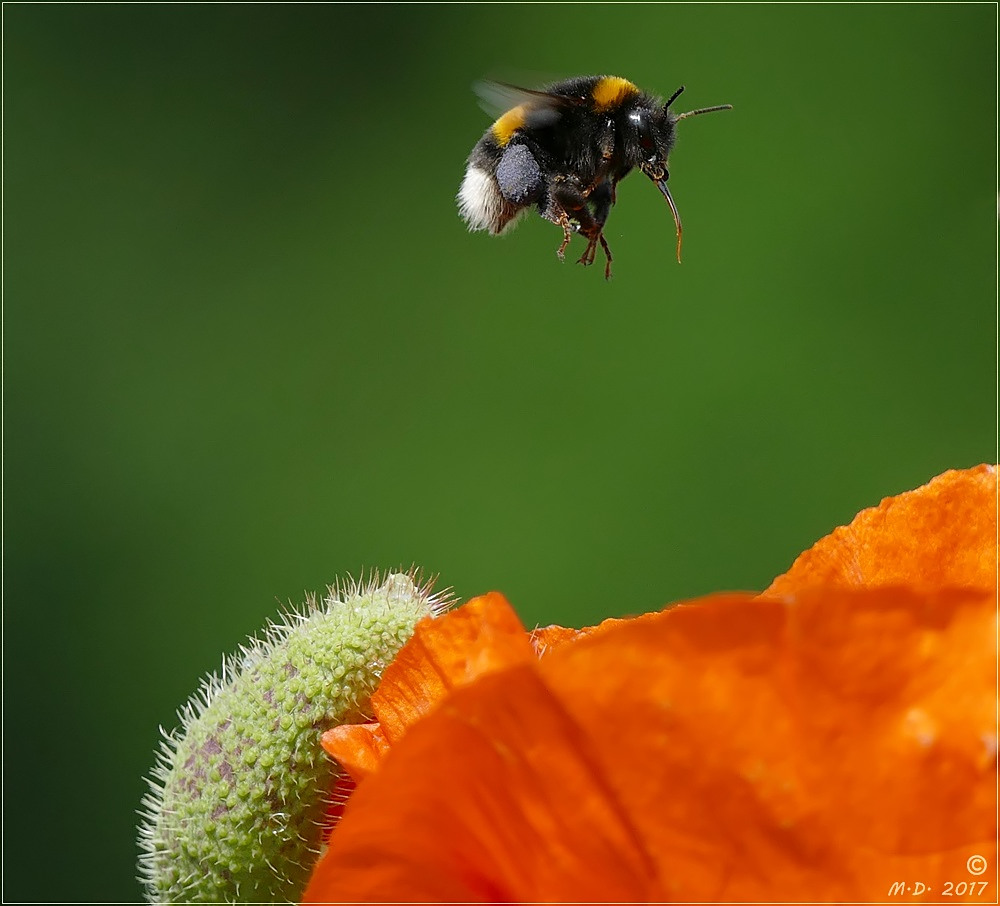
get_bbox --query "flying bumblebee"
[457,75,731,278]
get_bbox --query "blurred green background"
[3,3,994,901]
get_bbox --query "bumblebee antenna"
[664,85,732,119]
[675,103,733,121]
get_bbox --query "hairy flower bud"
[137,570,451,903]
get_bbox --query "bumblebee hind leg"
[495,143,545,208]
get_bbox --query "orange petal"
[529,612,636,656]
[305,662,658,903]
[767,464,997,595]
[304,587,995,902]
[527,623,587,655]
[542,588,996,899]
[370,591,535,742]
[321,592,535,783]
[321,722,389,784]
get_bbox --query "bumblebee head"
[630,86,733,263]
[628,106,674,181]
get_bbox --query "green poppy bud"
[138,570,450,903]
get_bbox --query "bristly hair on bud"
[137,568,453,904]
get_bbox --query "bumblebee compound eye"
[495,143,544,206]
[628,109,656,154]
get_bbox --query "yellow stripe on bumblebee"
[491,105,527,146]
[591,76,639,112]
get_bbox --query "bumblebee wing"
[473,80,584,128]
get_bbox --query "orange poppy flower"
[766,465,996,594]
[305,465,997,902]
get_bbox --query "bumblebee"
[457,75,731,278]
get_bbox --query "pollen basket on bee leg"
[495,143,543,207]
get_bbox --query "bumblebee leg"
[495,143,544,208]
[588,182,615,279]
[599,234,613,280]
[551,181,613,278]
[576,231,612,277]
[553,209,574,261]
[589,182,614,230]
